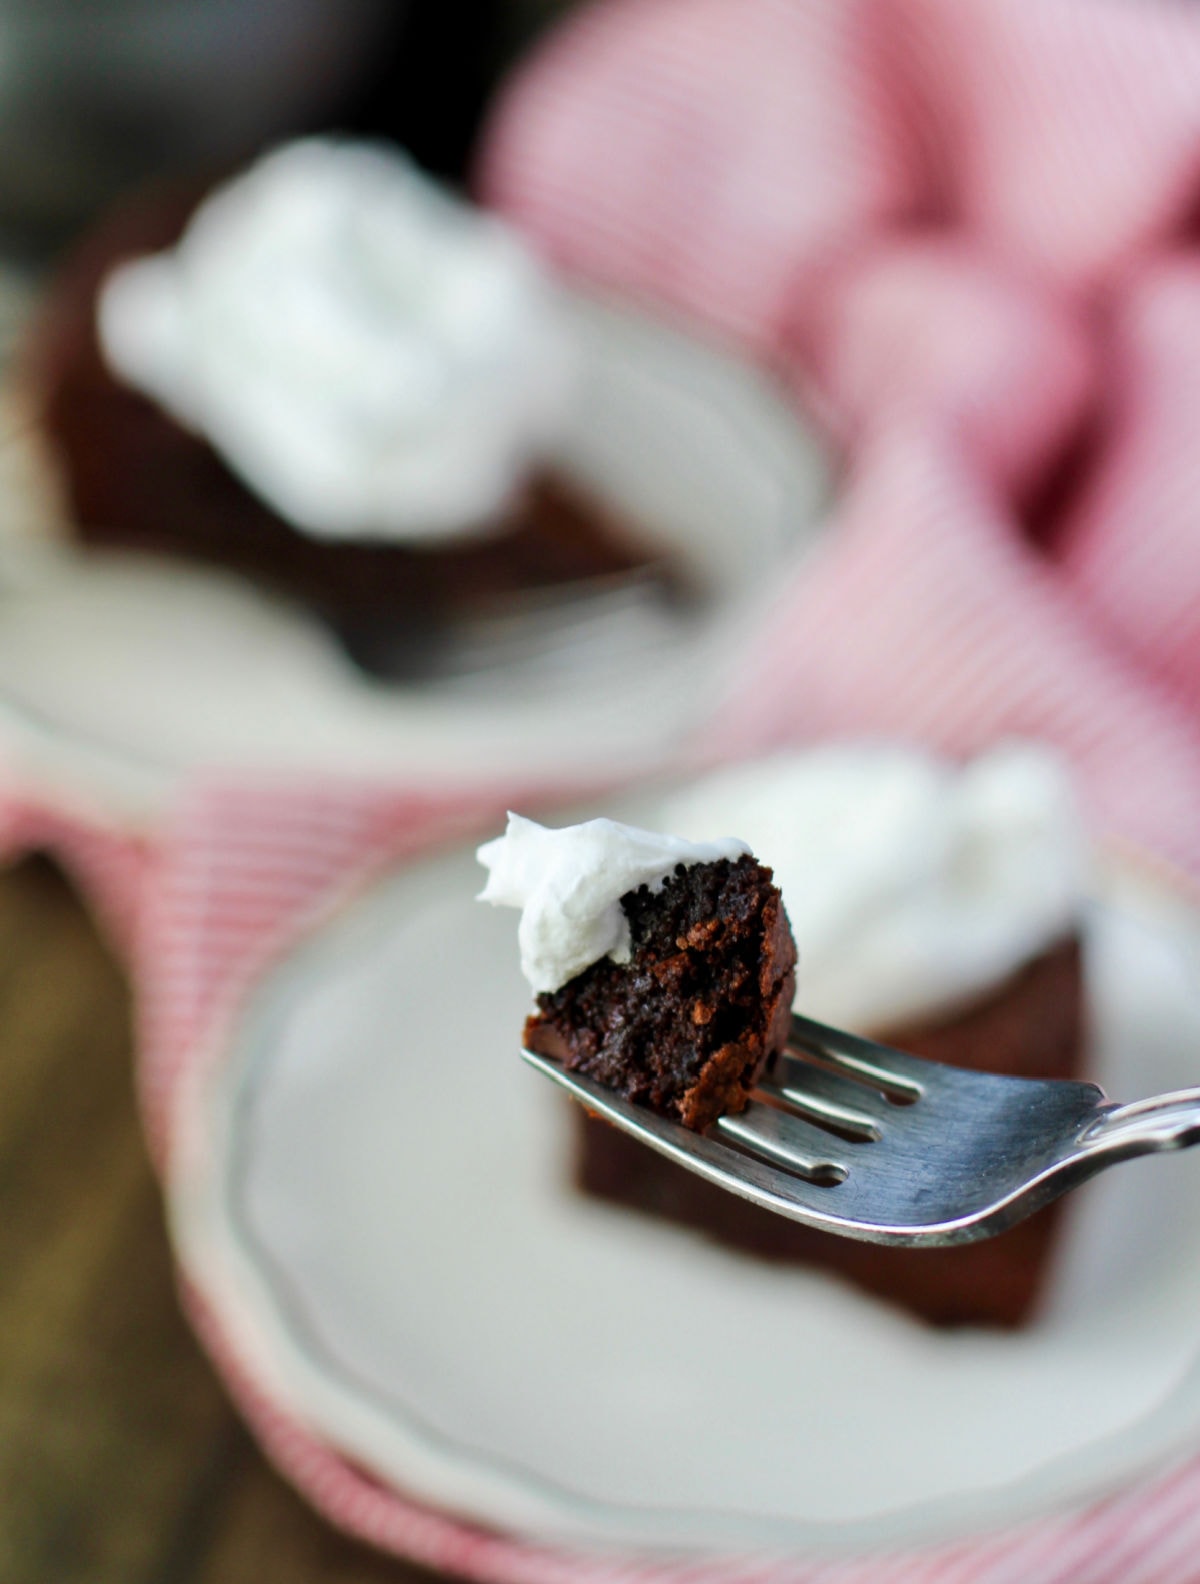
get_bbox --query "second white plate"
[0,293,828,824]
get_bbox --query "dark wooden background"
[0,856,441,1584]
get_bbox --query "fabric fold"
[480,0,1200,894]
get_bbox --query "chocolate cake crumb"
[524,855,797,1131]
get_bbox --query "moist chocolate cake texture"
[524,855,797,1132]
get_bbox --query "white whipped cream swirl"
[97,138,576,543]
[477,814,749,995]
[663,743,1088,1032]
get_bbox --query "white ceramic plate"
[170,815,1200,1560]
[0,293,828,823]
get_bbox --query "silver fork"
[522,1012,1200,1246]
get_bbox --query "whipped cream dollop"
[663,743,1089,1032]
[98,138,576,543]
[477,814,749,995]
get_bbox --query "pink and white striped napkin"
[481,0,1200,887]
[18,0,1200,1578]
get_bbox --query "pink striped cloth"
[21,0,1200,1579]
[480,0,1200,890]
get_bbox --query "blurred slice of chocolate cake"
[478,745,1090,1332]
[582,744,1090,1329]
[26,139,679,673]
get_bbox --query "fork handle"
[1082,1088,1200,1154]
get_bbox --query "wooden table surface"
[0,855,443,1584]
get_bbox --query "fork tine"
[522,1045,847,1220]
[788,1014,927,1100]
[716,1108,849,1182]
[765,1059,888,1137]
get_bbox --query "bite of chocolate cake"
[478,814,796,1131]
